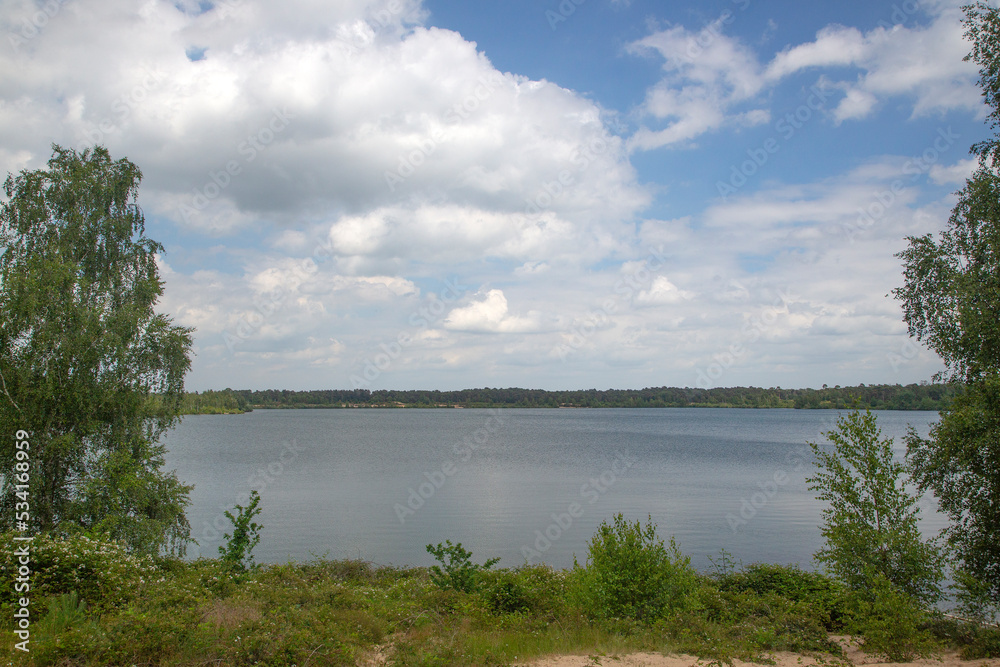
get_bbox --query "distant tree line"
[178,389,254,414]
[178,383,958,414]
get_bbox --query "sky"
[0,0,989,391]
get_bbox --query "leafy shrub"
[484,577,531,614]
[925,616,1000,660]
[844,574,939,662]
[714,563,848,628]
[0,532,158,613]
[478,565,567,619]
[961,626,1000,659]
[219,489,262,575]
[953,566,1000,627]
[658,585,841,663]
[576,513,700,622]
[36,591,93,637]
[808,410,944,606]
[26,590,102,663]
[300,557,378,584]
[425,540,499,593]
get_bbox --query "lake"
[161,408,944,571]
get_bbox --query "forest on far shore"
[178,382,958,414]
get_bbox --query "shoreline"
[180,403,947,414]
[176,383,959,414]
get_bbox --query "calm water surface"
[161,408,943,571]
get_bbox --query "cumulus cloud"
[626,20,765,151]
[443,289,541,333]
[0,0,648,241]
[2,0,961,390]
[929,157,978,185]
[832,88,879,123]
[628,4,980,150]
[635,276,694,305]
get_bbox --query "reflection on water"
[161,408,943,571]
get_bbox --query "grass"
[0,551,834,666]
[2,533,998,666]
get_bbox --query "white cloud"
[628,5,980,151]
[635,276,694,305]
[2,0,962,390]
[0,0,648,241]
[703,160,933,242]
[765,25,868,80]
[929,157,978,185]
[833,88,879,123]
[443,289,540,333]
[626,20,765,151]
[766,9,980,122]
[515,261,550,276]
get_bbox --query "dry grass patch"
[199,598,262,630]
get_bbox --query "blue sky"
[0,0,988,390]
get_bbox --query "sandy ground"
[357,634,1000,667]
[520,637,1000,667]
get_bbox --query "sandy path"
[521,637,1000,667]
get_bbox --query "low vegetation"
[2,516,998,666]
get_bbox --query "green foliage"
[178,388,252,414]
[963,2,1000,167]
[29,590,103,665]
[959,626,1000,660]
[807,409,943,606]
[907,377,1000,606]
[193,383,957,410]
[576,513,700,623]
[477,565,566,617]
[0,145,194,556]
[712,563,848,629]
[953,566,1000,625]
[889,1,1000,623]
[482,575,531,615]
[36,590,96,638]
[663,586,841,662]
[425,539,499,593]
[5,551,1000,666]
[218,490,262,575]
[843,574,939,662]
[0,532,159,615]
[894,166,1000,384]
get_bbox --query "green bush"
[484,576,531,615]
[218,489,262,576]
[844,574,939,662]
[0,532,158,614]
[953,566,1000,627]
[661,587,840,661]
[478,565,567,617]
[961,626,1000,659]
[925,617,1000,660]
[426,540,499,593]
[714,563,848,628]
[808,410,944,606]
[28,591,102,663]
[36,591,93,636]
[575,513,700,622]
